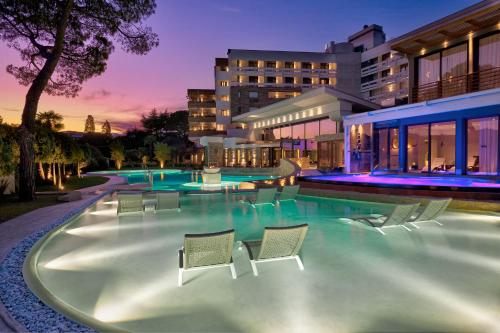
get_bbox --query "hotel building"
[189,1,500,175]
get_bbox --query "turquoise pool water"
[26,193,500,332]
[90,169,278,191]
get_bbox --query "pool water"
[26,193,500,332]
[91,169,278,191]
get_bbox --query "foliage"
[36,111,64,131]
[110,140,125,169]
[141,109,189,139]
[84,115,95,133]
[101,120,111,135]
[154,142,170,168]
[0,0,159,97]
[0,123,18,176]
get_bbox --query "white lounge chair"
[239,224,308,276]
[155,192,181,212]
[248,188,278,208]
[409,198,451,228]
[347,203,420,235]
[178,229,236,286]
[117,192,144,215]
[278,185,300,202]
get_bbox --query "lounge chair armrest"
[178,248,184,269]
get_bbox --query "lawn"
[0,194,61,224]
[0,176,108,224]
[37,176,108,192]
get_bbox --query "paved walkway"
[0,176,126,332]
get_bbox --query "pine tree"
[101,120,111,135]
[84,115,95,133]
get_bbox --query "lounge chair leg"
[375,227,386,235]
[410,222,420,229]
[402,225,412,232]
[434,220,443,226]
[178,269,183,287]
[250,260,258,276]
[230,263,237,279]
[295,256,304,271]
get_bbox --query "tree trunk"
[52,163,57,186]
[57,163,62,190]
[38,161,46,180]
[77,162,81,178]
[17,0,74,201]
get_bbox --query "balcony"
[412,67,500,103]
[188,115,216,123]
[187,129,226,137]
[187,100,216,108]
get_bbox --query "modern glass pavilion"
[343,87,500,175]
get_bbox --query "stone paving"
[0,176,126,332]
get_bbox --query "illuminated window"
[220,81,229,87]
[216,124,225,131]
[220,95,229,101]
[221,109,230,117]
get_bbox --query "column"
[398,123,407,173]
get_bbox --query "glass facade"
[467,116,499,175]
[374,128,399,171]
[407,124,429,172]
[349,124,372,173]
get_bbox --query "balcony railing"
[412,67,500,103]
[188,115,216,123]
[187,129,226,137]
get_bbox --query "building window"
[266,61,276,68]
[319,78,329,85]
[220,95,229,101]
[302,77,312,85]
[479,33,500,70]
[407,122,456,173]
[216,124,225,131]
[249,91,258,99]
[373,127,399,171]
[220,80,229,87]
[305,121,320,139]
[266,76,276,83]
[418,53,440,85]
[301,62,312,69]
[349,124,372,173]
[249,76,258,83]
[320,63,328,69]
[319,118,336,135]
[248,60,258,68]
[285,61,294,68]
[381,53,390,61]
[237,60,244,67]
[381,69,390,78]
[467,116,498,175]
[284,77,294,84]
[400,64,408,72]
[221,109,230,117]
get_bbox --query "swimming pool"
[25,193,500,332]
[90,169,279,191]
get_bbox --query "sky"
[0,0,478,132]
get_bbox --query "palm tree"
[36,111,64,131]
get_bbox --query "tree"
[110,141,125,170]
[101,120,111,135]
[84,115,95,133]
[0,123,18,176]
[1,0,159,200]
[154,142,170,168]
[36,110,64,131]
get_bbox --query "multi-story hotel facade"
[188,1,500,176]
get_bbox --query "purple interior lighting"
[306,174,500,189]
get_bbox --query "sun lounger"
[178,229,236,286]
[240,224,308,276]
[155,192,181,212]
[248,188,278,208]
[278,185,300,202]
[117,192,144,215]
[409,198,451,228]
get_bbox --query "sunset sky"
[0,0,476,132]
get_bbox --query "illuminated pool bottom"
[304,173,500,189]
[25,193,500,332]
